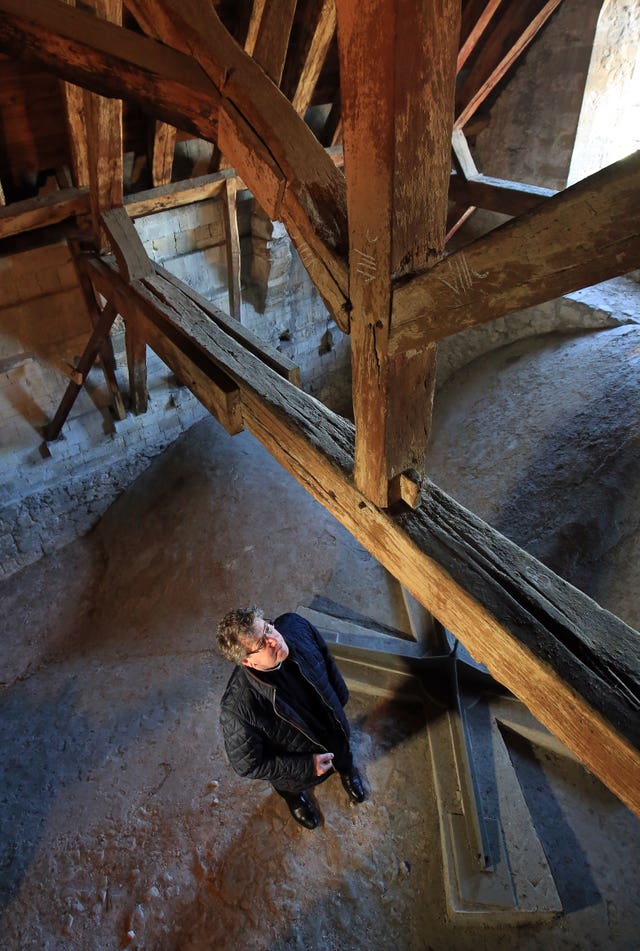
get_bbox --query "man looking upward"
[216,607,367,830]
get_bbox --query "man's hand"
[313,752,334,776]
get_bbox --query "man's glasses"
[245,619,275,656]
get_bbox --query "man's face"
[241,617,289,671]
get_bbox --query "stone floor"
[1,325,639,949]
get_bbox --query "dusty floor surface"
[1,326,639,949]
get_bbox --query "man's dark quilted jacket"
[220,612,350,792]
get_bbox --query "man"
[216,607,367,830]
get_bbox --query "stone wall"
[472,0,603,188]
[2,178,637,580]
[0,195,352,579]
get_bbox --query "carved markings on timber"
[438,253,488,303]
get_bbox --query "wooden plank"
[457,0,503,72]
[251,0,296,85]
[445,202,476,244]
[101,206,154,283]
[85,259,244,435]
[42,300,119,441]
[0,0,349,326]
[125,322,148,414]
[391,151,640,353]
[149,120,176,187]
[83,0,123,247]
[124,170,236,218]
[449,170,556,216]
[282,0,337,116]
[60,81,90,188]
[127,0,349,320]
[0,187,89,238]
[58,0,89,188]
[0,0,222,140]
[155,263,301,385]
[221,178,242,320]
[244,0,268,57]
[337,0,459,505]
[455,0,563,130]
[68,237,126,420]
[83,252,640,817]
[451,128,479,181]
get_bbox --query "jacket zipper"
[291,657,350,746]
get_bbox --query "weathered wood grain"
[149,120,176,187]
[391,151,640,353]
[337,0,459,504]
[0,187,89,237]
[455,0,563,130]
[282,0,337,116]
[83,253,640,815]
[128,0,349,313]
[101,206,153,283]
[221,178,242,320]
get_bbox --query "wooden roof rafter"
[0,0,639,818]
[77,243,640,818]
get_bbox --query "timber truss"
[0,0,638,817]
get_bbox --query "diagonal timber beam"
[127,0,349,325]
[336,0,460,506]
[391,150,640,354]
[0,0,349,325]
[455,0,564,130]
[42,299,120,441]
[0,187,90,238]
[282,0,337,116]
[83,252,640,817]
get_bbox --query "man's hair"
[216,607,263,664]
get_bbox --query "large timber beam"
[127,0,349,324]
[0,187,90,238]
[83,252,640,816]
[0,0,349,325]
[336,0,460,507]
[391,150,640,353]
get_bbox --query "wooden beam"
[451,128,479,181]
[58,0,89,188]
[124,170,238,218]
[0,187,90,238]
[100,206,154,283]
[445,202,476,244]
[282,0,337,116]
[42,299,120,441]
[391,151,640,353]
[68,237,127,420]
[149,119,176,187]
[244,0,268,57]
[337,0,460,505]
[155,263,301,386]
[127,0,350,326]
[449,170,556,216]
[60,82,90,188]
[455,0,563,130]
[221,178,243,320]
[85,258,244,435]
[250,0,296,85]
[0,0,349,326]
[0,0,222,142]
[83,252,640,817]
[457,0,503,73]
[125,322,148,414]
[82,0,123,247]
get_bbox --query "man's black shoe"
[286,792,320,829]
[341,768,366,803]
